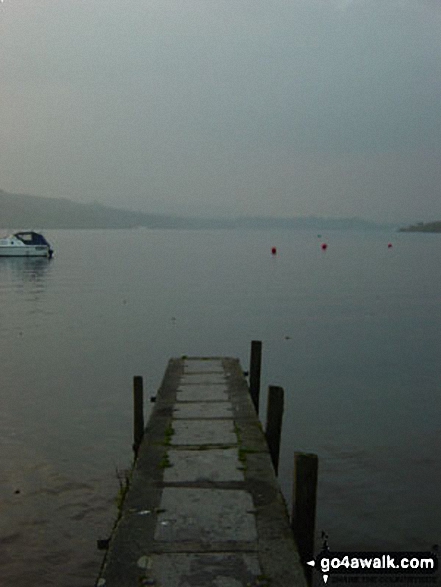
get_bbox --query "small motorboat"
[0,231,54,258]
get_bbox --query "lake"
[0,227,439,586]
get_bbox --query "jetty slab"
[96,357,307,587]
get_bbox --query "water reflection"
[0,257,53,296]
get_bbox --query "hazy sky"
[1,0,440,222]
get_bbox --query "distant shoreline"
[398,222,441,233]
[0,190,397,232]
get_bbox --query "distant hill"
[0,189,388,231]
[399,221,441,233]
[229,215,387,231]
[0,189,218,229]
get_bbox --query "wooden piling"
[265,385,284,475]
[249,340,262,414]
[133,376,144,454]
[291,452,318,585]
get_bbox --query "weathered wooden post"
[249,340,262,414]
[265,385,284,475]
[133,376,144,454]
[291,452,318,585]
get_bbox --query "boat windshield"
[14,232,50,246]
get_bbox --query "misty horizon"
[1,1,440,224]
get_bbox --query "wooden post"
[133,376,144,454]
[291,452,318,585]
[265,386,284,475]
[249,340,262,414]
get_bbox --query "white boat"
[0,231,54,258]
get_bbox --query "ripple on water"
[0,442,117,587]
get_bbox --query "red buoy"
[321,243,328,250]
[271,247,277,255]
[388,243,393,248]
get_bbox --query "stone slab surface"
[180,374,227,384]
[154,487,257,542]
[183,359,224,373]
[147,552,261,587]
[163,449,244,483]
[171,420,237,445]
[96,357,308,587]
[176,386,229,402]
[173,402,232,419]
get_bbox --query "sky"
[1,0,440,223]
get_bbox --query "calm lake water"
[0,228,439,586]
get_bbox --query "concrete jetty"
[96,357,308,587]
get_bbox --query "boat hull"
[0,245,51,257]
